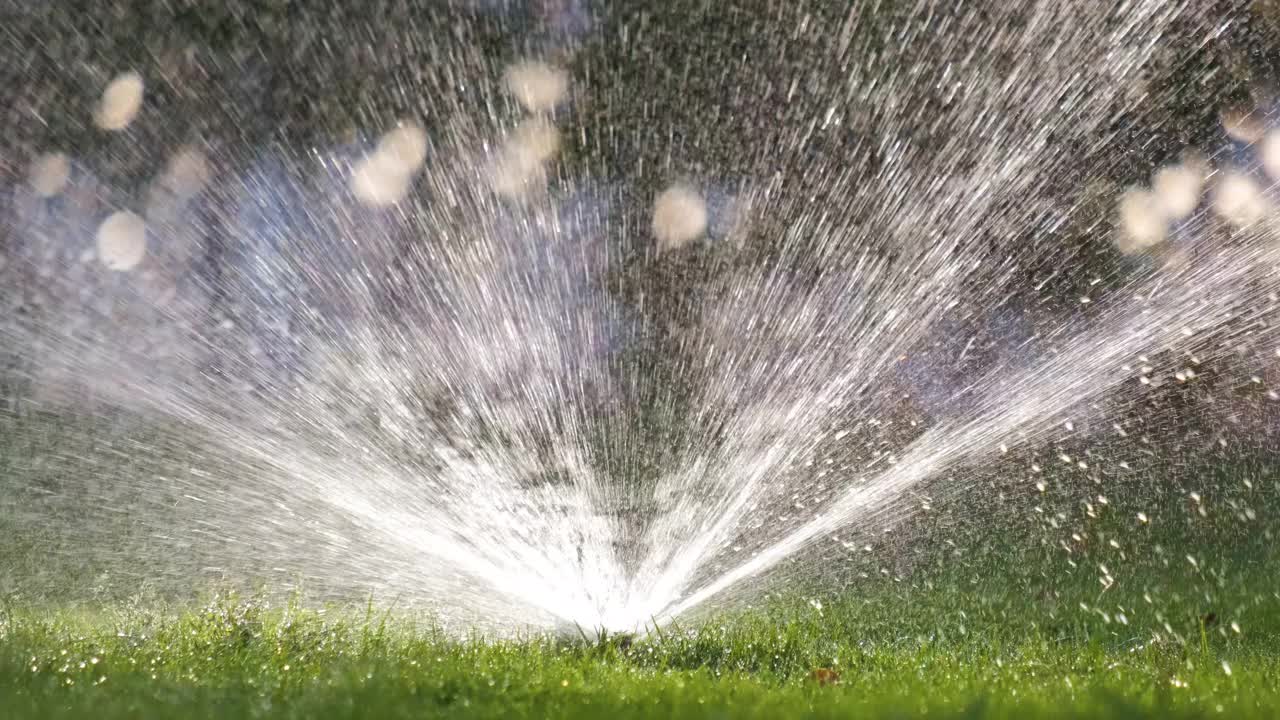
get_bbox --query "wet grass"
[2,560,1277,720]
[3,417,1276,718]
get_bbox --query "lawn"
[3,543,1277,719]
[3,415,1277,718]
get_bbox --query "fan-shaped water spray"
[2,0,1277,638]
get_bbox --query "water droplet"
[28,152,71,197]
[1212,172,1267,227]
[504,61,569,114]
[96,211,147,271]
[95,71,144,131]
[653,183,708,251]
[1152,163,1203,220]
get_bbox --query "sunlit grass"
[4,427,1276,718]
[3,556,1277,720]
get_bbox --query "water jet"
[0,0,1277,645]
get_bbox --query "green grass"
[3,413,1277,718]
[3,561,1278,720]
[3,492,1277,720]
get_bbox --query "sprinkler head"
[552,622,638,649]
[598,629,636,651]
